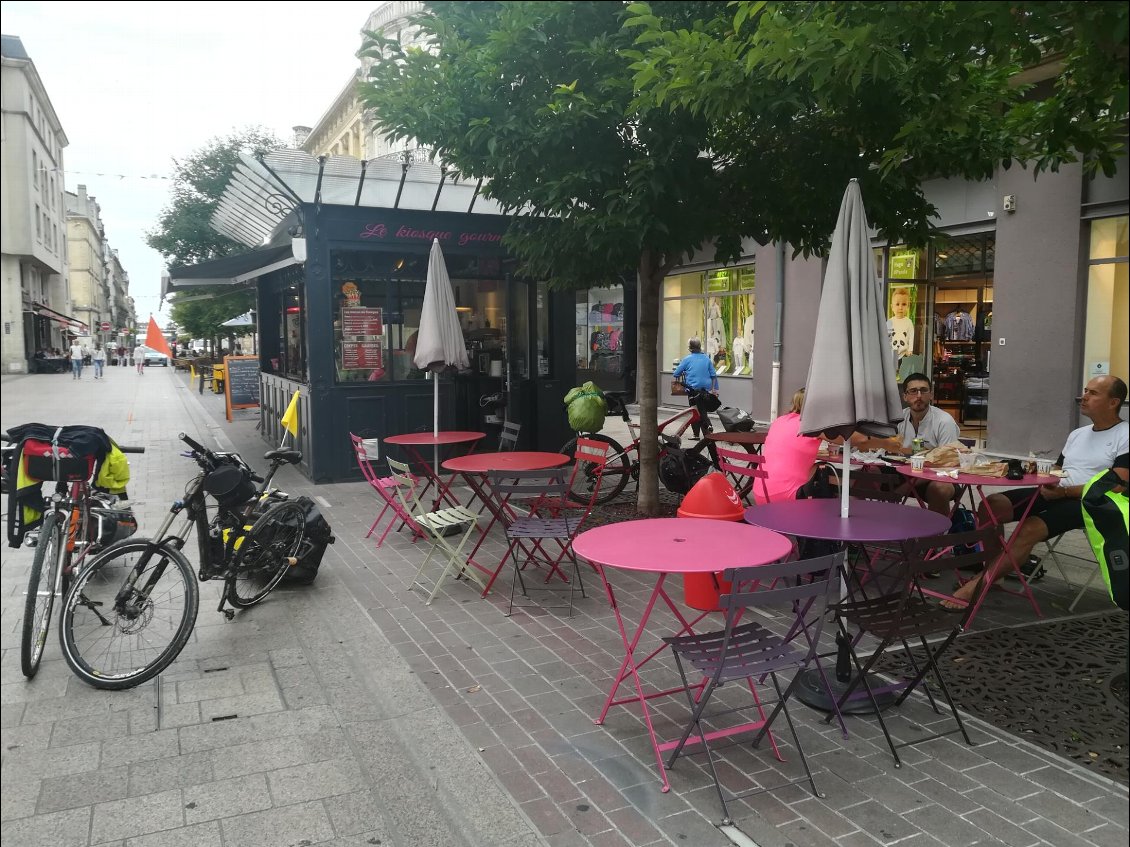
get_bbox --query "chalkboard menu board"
[223,356,260,422]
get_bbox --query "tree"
[359,1,1127,514]
[147,127,282,346]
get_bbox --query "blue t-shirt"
[673,352,718,390]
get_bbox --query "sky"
[2,0,379,323]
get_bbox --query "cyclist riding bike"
[672,336,720,438]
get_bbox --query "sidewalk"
[0,368,545,847]
[3,368,1126,847]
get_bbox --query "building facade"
[656,162,1129,457]
[65,184,107,340]
[105,248,133,343]
[1,34,73,371]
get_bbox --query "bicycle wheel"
[225,501,305,608]
[60,538,198,690]
[560,434,630,504]
[21,511,64,678]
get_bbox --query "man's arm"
[1042,452,1130,500]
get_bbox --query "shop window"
[576,285,626,387]
[1084,216,1129,385]
[279,286,307,381]
[662,265,755,376]
[535,282,551,377]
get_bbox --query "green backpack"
[1081,469,1129,611]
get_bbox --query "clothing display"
[942,308,974,341]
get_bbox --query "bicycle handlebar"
[179,432,210,456]
[118,445,145,454]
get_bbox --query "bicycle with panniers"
[58,433,320,690]
[2,425,143,680]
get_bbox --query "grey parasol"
[417,238,471,443]
[799,180,902,517]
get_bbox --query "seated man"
[853,372,960,515]
[946,375,1130,608]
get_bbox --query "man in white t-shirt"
[947,374,1130,608]
[69,341,84,380]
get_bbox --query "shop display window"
[661,264,755,377]
[1084,216,1129,384]
[576,285,626,382]
[279,286,307,381]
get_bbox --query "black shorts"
[1000,488,1084,538]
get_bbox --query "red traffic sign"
[100,321,111,332]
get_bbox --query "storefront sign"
[738,267,756,290]
[341,306,384,336]
[342,341,384,370]
[359,222,505,248]
[705,270,733,293]
[889,248,921,279]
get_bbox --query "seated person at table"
[756,388,822,504]
[945,375,1130,608]
[853,372,959,516]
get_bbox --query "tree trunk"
[635,250,669,516]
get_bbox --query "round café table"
[894,465,1060,625]
[384,431,486,509]
[744,499,950,720]
[442,451,571,593]
[573,517,793,792]
[705,430,767,450]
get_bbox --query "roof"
[210,149,515,248]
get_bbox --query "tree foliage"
[147,127,282,344]
[359,1,1126,512]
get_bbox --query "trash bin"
[677,472,745,611]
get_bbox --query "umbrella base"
[793,668,896,715]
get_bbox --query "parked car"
[142,348,169,367]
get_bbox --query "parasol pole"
[433,368,440,475]
[841,440,852,518]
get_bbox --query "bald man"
[946,374,1129,607]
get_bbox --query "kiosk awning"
[166,244,299,292]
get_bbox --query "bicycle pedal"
[219,608,235,621]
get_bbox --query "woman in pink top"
[755,389,822,504]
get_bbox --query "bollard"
[677,472,744,611]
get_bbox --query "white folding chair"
[1040,531,1101,611]
[387,457,484,604]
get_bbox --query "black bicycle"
[59,433,306,690]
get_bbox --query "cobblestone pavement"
[2,368,1126,847]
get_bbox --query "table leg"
[962,484,1043,624]
[401,445,464,510]
[593,571,718,792]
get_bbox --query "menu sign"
[222,355,260,422]
[342,341,383,370]
[342,306,383,337]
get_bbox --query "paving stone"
[0,806,90,847]
[321,789,392,839]
[1,770,42,821]
[218,800,335,847]
[101,729,181,769]
[122,820,223,847]
[37,764,130,814]
[90,789,185,843]
[127,752,214,797]
[182,773,272,825]
[267,757,367,806]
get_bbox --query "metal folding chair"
[350,433,423,547]
[662,553,843,825]
[497,421,521,451]
[1040,531,1100,611]
[483,468,586,616]
[386,457,483,604]
[714,445,770,505]
[828,528,1000,766]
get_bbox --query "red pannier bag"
[21,440,95,482]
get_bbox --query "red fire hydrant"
[677,472,745,611]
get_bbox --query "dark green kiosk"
[167,151,634,483]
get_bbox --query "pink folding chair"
[715,446,771,506]
[350,433,424,547]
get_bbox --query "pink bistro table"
[743,499,951,720]
[572,517,793,792]
[384,431,486,509]
[894,465,1061,624]
[442,451,571,593]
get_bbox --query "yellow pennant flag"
[280,390,301,436]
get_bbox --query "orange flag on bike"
[144,316,173,358]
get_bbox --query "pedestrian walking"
[117,344,127,367]
[69,340,84,380]
[134,344,146,375]
[92,343,106,379]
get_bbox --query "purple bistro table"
[573,518,794,792]
[744,499,951,717]
[894,465,1062,625]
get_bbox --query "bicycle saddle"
[264,449,302,464]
